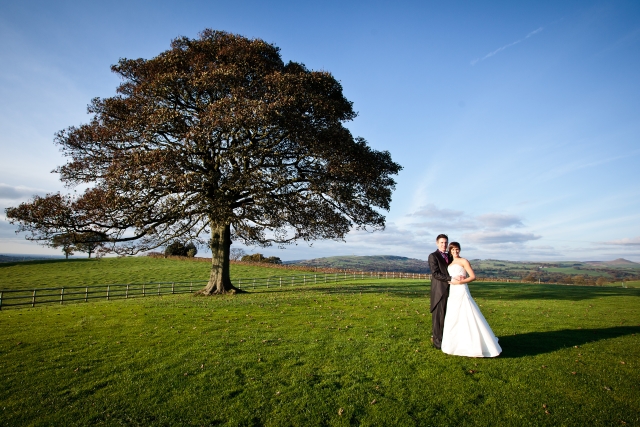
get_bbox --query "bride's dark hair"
[448,242,461,253]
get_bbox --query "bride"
[440,242,501,357]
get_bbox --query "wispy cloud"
[408,205,526,232]
[603,236,640,246]
[0,183,40,200]
[477,213,524,228]
[464,230,541,244]
[471,27,543,65]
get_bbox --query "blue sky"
[1,0,639,261]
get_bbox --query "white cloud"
[477,213,524,228]
[0,183,40,200]
[409,204,463,218]
[603,236,640,246]
[464,230,541,244]
[408,205,526,233]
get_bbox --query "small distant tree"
[165,241,186,256]
[165,241,197,257]
[51,233,75,259]
[242,253,266,263]
[73,232,104,258]
[572,275,585,285]
[186,245,197,258]
[240,253,282,264]
[229,248,247,262]
[596,277,607,286]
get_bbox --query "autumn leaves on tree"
[6,30,401,294]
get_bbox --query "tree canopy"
[6,29,402,294]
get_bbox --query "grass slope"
[0,265,639,426]
[0,257,314,290]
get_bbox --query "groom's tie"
[441,251,449,264]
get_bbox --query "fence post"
[253,278,256,290]
[60,288,64,305]
[190,282,193,292]
[267,278,269,289]
[85,287,88,302]
[172,282,175,294]
[280,277,282,288]
[0,291,3,310]
[126,284,129,298]
[291,276,294,286]
[315,274,317,284]
[32,290,36,307]
[157,283,161,296]
[107,285,110,301]
[143,283,146,296]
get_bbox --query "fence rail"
[0,271,432,310]
[1,272,605,310]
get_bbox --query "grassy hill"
[585,258,640,267]
[0,259,638,425]
[0,256,315,291]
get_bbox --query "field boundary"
[1,270,632,310]
[0,271,430,310]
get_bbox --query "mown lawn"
[1,267,639,426]
[0,256,314,290]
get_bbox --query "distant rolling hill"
[585,258,640,267]
[285,256,640,282]
[286,255,431,273]
[0,254,66,263]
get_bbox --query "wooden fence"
[0,271,432,310]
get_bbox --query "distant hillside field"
[288,256,640,285]
[288,255,431,273]
[2,254,639,291]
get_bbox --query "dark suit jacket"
[428,250,452,312]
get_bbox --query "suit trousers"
[431,295,448,348]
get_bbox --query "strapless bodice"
[448,264,467,277]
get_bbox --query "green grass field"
[1,259,639,426]
[0,256,313,290]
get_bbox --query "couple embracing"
[428,234,501,357]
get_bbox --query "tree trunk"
[198,223,239,295]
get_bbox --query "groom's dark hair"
[436,234,448,241]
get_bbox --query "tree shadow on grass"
[498,326,640,358]
[284,281,640,302]
[306,282,430,299]
[468,282,640,301]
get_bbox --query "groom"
[428,234,459,349]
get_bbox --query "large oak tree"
[6,30,402,294]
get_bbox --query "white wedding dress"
[441,263,501,357]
